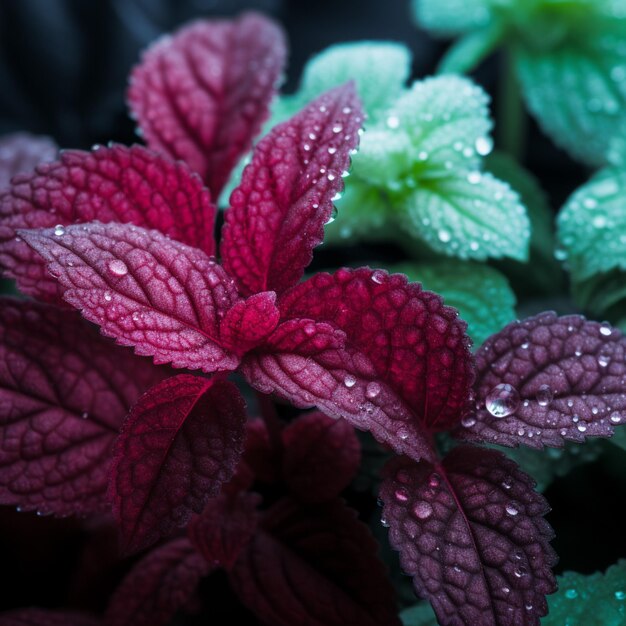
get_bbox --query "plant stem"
[498,46,526,161]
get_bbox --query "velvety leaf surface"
[412,0,491,35]
[230,498,401,626]
[188,492,261,569]
[458,312,626,448]
[0,144,216,302]
[104,537,210,626]
[19,221,240,372]
[380,446,556,626]
[0,610,99,626]
[0,298,164,516]
[221,84,364,296]
[0,132,57,188]
[110,374,246,554]
[128,13,286,197]
[282,411,361,503]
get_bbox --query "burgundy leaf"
[379,446,556,626]
[240,418,279,484]
[457,312,626,448]
[230,498,401,626]
[242,316,435,462]
[282,411,360,503]
[0,132,57,188]
[188,492,261,569]
[0,145,216,302]
[110,374,246,554]
[0,609,99,626]
[19,221,239,372]
[105,537,210,626]
[128,13,286,197]
[220,291,280,354]
[0,298,164,516]
[221,84,364,296]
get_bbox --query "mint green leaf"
[438,23,504,74]
[299,42,411,122]
[411,0,492,35]
[400,602,438,626]
[402,172,530,261]
[557,168,626,281]
[572,269,626,318]
[610,424,626,452]
[392,260,516,345]
[516,35,626,166]
[542,561,626,626]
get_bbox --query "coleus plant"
[1,11,626,626]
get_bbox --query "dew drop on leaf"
[610,411,623,424]
[107,259,128,277]
[485,383,520,418]
[343,375,356,388]
[536,384,553,407]
[461,415,476,428]
[615,591,626,600]
[505,503,519,516]
[365,382,381,399]
[53,224,65,236]
[565,588,578,599]
[475,136,493,156]
[395,488,409,502]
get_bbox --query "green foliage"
[400,602,439,626]
[542,560,626,625]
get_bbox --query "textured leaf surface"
[188,492,261,569]
[128,13,286,197]
[230,498,401,626]
[0,144,216,302]
[105,537,210,626]
[110,374,246,554]
[282,411,361,503]
[393,261,516,346]
[458,313,626,448]
[412,0,491,35]
[221,84,363,296]
[0,610,99,626]
[403,173,530,261]
[0,132,57,188]
[557,167,626,281]
[380,447,556,626]
[0,298,164,516]
[19,221,240,372]
[542,560,626,626]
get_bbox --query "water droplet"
[429,473,440,488]
[343,375,356,388]
[486,383,520,418]
[371,271,385,284]
[381,516,390,528]
[514,566,527,578]
[397,427,409,440]
[332,124,343,134]
[107,259,128,277]
[303,323,316,336]
[417,150,428,161]
[615,591,626,600]
[505,503,519,516]
[342,106,352,114]
[565,588,578,599]
[600,323,613,336]
[461,415,476,428]
[386,115,400,129]
[593,215,607,228]
[365,382,381,399]
[536,384,553,407]
[599,351,611,367]
[104,291,112,302]
[467,171,482,184]
[610,411,622,424]
[577,423,587,433]
[583,197,598,209]
[327,173,336,181]
[502,477,512,490]
[413,502,433,520]
[395,487,409,502]
[502,586,510,594]
[53,224,65,236]
[81,411,88,419]
[328,146,337,155]
[475,136,493,156]
[438,229,452,243]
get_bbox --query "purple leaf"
[379,446,556,626]
[0,298,165,516]
[230,497,401,626]
[221,84,364,296]
[0,144,216,303]
[128,13,286,197]
[19,221,240,372]
[282,411,361,503]
[104,537,210,626]
[188,492,261,569]
[0,610,99,626]
[0,132,57,188]
[109,374,246,554]
[457,312,626,448]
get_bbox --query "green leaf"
[400,602,439,626]
[610,425,626,452]
[411,0,492,35]
[557,167,626,282]
[542,560,626,626]
[401,172,530,261]
[299,42,411,122]
[438,23,504,74]
[392,260,516,346]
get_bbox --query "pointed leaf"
[282,411,361,503]
[188,492,261,569]
[458,313,626,448]
[0,132,57,188]
[128,13,286,197]
[221,84,364,296]
[0,610,99,626]
[0,144,216,302]
[105,537,210,626]
[19,221,239,372]
[230,498,401,626]
[0,298,165,516]
[380,446,556,626]
[110,374,246,554]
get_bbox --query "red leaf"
[110,374,246,554]
[282,411,360,503]
[19,221,239,372]
[128,13,286,197]
[104,537,210,626]
[379,447,556,626]
[0,298,164,516]
[0,144,216,302]
[0,132,57,188]
[221,84,364,296]
[188,492,261,569]
[457,312,626,448]
[0,609,98,626]
[230,498,401,626]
